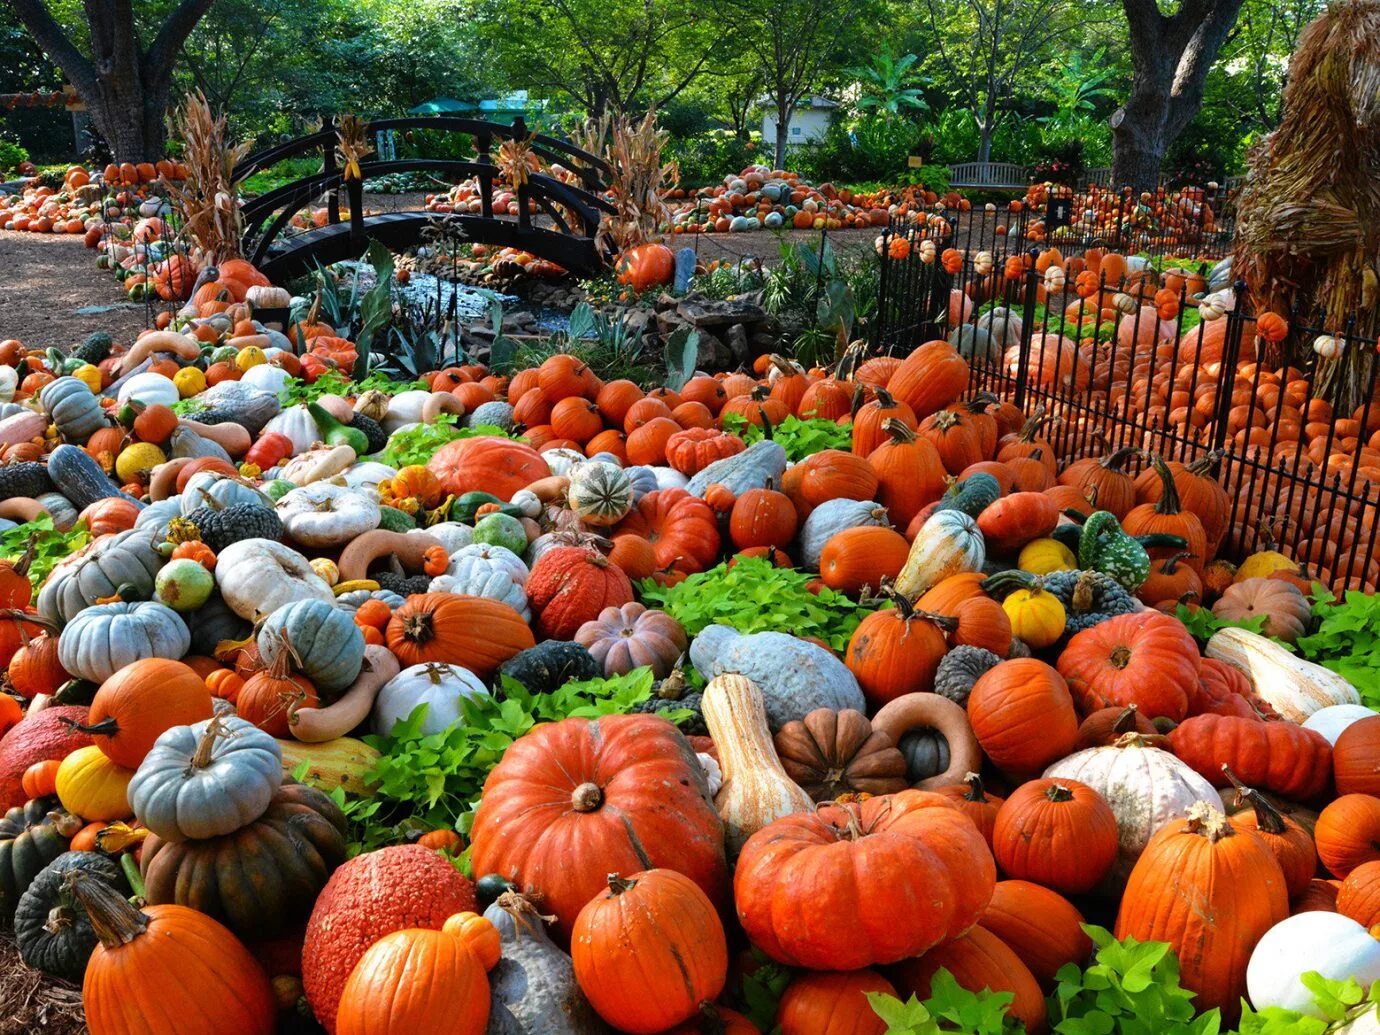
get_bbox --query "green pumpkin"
[1078,511,1151,591]
[472,512,528,554]
[0,798,82,920]
[937,472,1002,517]
[14,851,129,981]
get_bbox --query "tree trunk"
[977,122,994,163]
[1112,0,1247,189]
[11,0,214,163]
[774,98,794,168]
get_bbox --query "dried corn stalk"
[163,90,251,264]
[597,111,676,254]
[335,114,374,182]
[1232,0,1380,410]
[497,130,539,190]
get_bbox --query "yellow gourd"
[56,745,135,820]
[1002,586,1067,649]
[1234,551,1297,582]
[115,441,167,483]
[1018,537,1077,575]
[235,345,267,371]
[72,364,103,392]
[173,366,207,397]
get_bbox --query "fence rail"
[869,227,1380,594]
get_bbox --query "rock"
[657,309,689,336]
[621,308,654,337]
[501,311,536,333]
[673,248,697,294]
[676,298,768,329]
[723,323,751,366]
[694,332,735,372]
[655,292,680,312]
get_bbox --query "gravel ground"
[0,230,150,349]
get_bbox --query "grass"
[237,156,322,197]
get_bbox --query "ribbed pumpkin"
[470,714,727,939]
[1167,713,1332,801]
[385,594,535,677]
[851,388,917,457]
[1337,861,1380,928]
[527,546,634,640]
[1056,446,1139,518]
[819,526,911,596]
[866,420,947,528]
[1133,454,1230,557]
[1123,457,1210,569]
[1115,803,1288,1019]
[1316,794,1380,878]
[1334,715,1380,796]
[888,925,1046,1034]
[615,488,720,575]
[426,436,549,500]
[845,598,951,708]
[78,658,214,768]
[1057,611,1200,722]
[335,927,490,1035]
[981,880,1092,990]
[992,778,1119,895]
[967,659,1079,776]
[777,969,896,1035]
[933,773,1003,849]
[798,449,879,506]
[885,340,969,420]
[917,407,985,475]
[571,869,728,1034]
[72,872,276,1035]
[1221,768,1318,898]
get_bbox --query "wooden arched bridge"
[233,116,616,280]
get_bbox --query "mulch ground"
[0,934,86,1035]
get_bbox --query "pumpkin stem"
[881,417,916,444]
[962,772,988,802]
[757,404,774,440]
[965,391,999,415]
[1186,450,1222,479]
[65,870,149,949]
[1044,782,1076,803]
[1111,705,1141,734]
[1184,801,1235,842]
[571,782,604,813]
[1158,551,1196,575]
[494,890,557,936]
[605,873,637,896]
[59,715,121,739]
[1220,765,1289,835]
[849,381,865,419]
[0,608,58,636]
[189,715,228,770]
[1149,455,1185,516]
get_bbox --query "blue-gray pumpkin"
[256,598,365,697]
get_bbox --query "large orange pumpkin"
[469,714,727,939]
[615,243,676,292]
[426,437,548,500]
[1056,611,1200,722]
[335,927,489,1035]
[777,969,895,1035]
[981,880,1092,990]
[385,594,534,677]
[615,488,720,574]
[889,925,1047,1034]
[885,341,969,420]
[733,791,994,970]
[967,659,1079,776]
[81,659,214,768]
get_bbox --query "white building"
[759,95,840,148]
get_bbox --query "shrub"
[0,139,31,177]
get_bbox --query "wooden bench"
[947,162,1029,190]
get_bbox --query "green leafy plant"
[281,370,352,405]
[1174,602,1270,647]
[377,416,517,467]
[867,970,1019,1033]
[0,516,92,603]
[351,370,428,396]
[639,556,870,653]
[333,669,661,854]
[721,411,854,462]
[1050,925,1220,1035]
[733,952,792,1030]
[1298,589,1380,708]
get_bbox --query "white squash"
[541,448,587,476]
[650,466,689,491]
[373,661,489,737]
[1304,704,1378,745]
[262,404,322,456]
[116,371,180,408]
[893,509,987,599]
[380,390,431,433]
[276,484,381,548]
[215,538,335,620]
[1044,737,1224,883]
[701,672,813,854]
[278,445,356,485]
[341,461,398,496]
[0,365,17,402]
[429,570,529,621]
[417,522,474,554]
[238,362,292,398]
[446,543,529,585]
[1247,912,1380,1017]
[1206,626,1361,723]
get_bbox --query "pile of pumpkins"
[0,257,1378,1034]
[0,162,181,237]
[664,165,894,234]
[1015,182,1221,249]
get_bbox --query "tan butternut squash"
[701,673,812,854]
[337,530,444,582]
[1205,626,1360,723]
[120,330,201,373]
[289,645,400,743]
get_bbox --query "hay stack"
[1232,0,1380,411]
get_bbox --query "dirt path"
[0,230,150,350]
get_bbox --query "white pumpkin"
[1303,704,1377,745]
[380,390,431,433]
[650,466,689,491]
[216,538,335,620]
[416,522,473,554]
[1247,912,1380,1017]
[0,365,18,403]
[1044,739,1224,882]
[447,543,529,585]
[508,489,543,519]
[542,448,587,476]
[429,570,529,621]
[238,363,292,398]
[373,661,490,736]
[180,471,274,515]
[261,404,321,456]
[276,484,381,547]
[341,462,399,496]
[117,372,180,408]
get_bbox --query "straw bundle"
[597,111,676,254]
[335,114,374,182]
[497,130,539,190]
[162,91,251,264]
[1232,0,1380,410]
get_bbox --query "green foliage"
[796,114,926,185]
[666,131,766,188]
[351,370,429,396]
[1050,925,1220,1035]
[734,953,793,1030]
[281,371,352,405]
[334,669,659,854]
[638,556,870,652]
[0,138,29,175]
[721,411,853,462]
[237,156,321,197]
[377,417,517,467]
[1174,602,1270,646]
[512,302,660,385]
[0,515,91,603]
[851,47,930,118]
[1298,589,1380,708]
[866,970,1019,1033]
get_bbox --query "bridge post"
[512,117,532,230]
[477,130,494,220]
[346,175,366,250]
[322,115,340,225]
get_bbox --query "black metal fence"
[870,229,1379,594]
